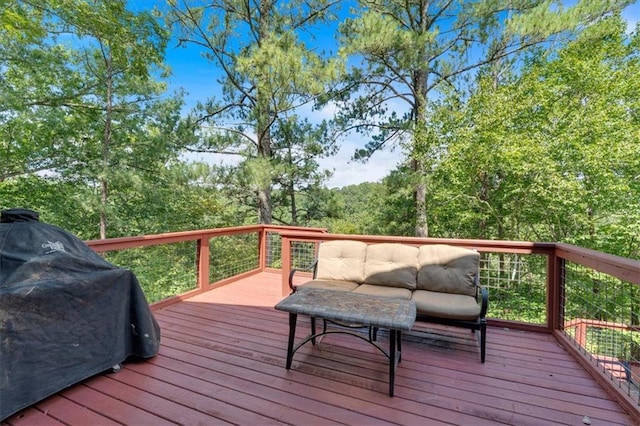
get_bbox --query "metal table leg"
[286,313,297,369]
[389,330,397,396]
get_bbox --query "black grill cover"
[0,209,160,420]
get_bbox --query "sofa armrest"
[288,260,318,293]
[479,287,489,319]
[473,262,488,319]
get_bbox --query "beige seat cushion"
[363,243,418,289]
[352,284,412,300]
[298,279,360,292]
[412,290,481,320]
[315,240,367,283]
[417,245,479,296]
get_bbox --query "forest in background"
[1,0,639,260]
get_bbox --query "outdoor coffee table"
[275,288,416,396]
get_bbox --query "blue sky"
[154,0,639,188]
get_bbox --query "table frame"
[275,288,416,396]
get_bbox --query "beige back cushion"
[316,240,367,283]
[363,243,418,289]
[417,245,479,296]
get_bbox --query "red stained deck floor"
[3,272,635,425]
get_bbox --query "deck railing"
[553,244,640,417]
[87,225,640,418]
[86,225,327,309]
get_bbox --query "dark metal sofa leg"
[480,321,487,363]
[372,326,379,341]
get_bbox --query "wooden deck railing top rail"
[277,230,558,253]
[85,225,327,309]
[555,242,640,285]
[86,225,328,252]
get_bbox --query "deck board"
[3,271,635,425]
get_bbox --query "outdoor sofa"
[289,240,488,362]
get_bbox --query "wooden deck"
[3,272,635,425]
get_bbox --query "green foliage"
[0,0,200,239]
[429,14,640,258]
[0,176,99,239]
[167,0,341,224]
[104,243,198,303]
[307,182,394,234]
[270,116,335,225]
[331,0,631,236]
[481,253,548,324]
[363,169,415,237]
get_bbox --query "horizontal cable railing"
[480,252,548,325]
[103,242,199,303]
[86,225,326,306]
[88,226,262,305]
[209,232,260,283]
[553,244,640,413]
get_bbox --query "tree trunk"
[255,0,273,225]
[100,48,113,239]
[413,158,428,237]
[100,179,108,239]
[412,3,430,238]
[257,186,272,224]
[289,180,297,225]
[256,123,272,224]
[413,65,429,237]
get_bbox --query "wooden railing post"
[281,235,292,296]
[196,236,210,291]
[556,256,566,331]
[547,250,564,331]
[258,226,267,271]
[575,321,587,347]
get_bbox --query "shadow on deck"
[2,272,634,425]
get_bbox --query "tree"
[332,0,632,237]
[270,115,334,225]
[0,1,188,238]
[432,14,640,258]
[62,1,183,238]
[167,0,340,224]
[0,1,84,182]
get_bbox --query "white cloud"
[319,135,404,188]
[181,141,404,189]
[289,99,339,126]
